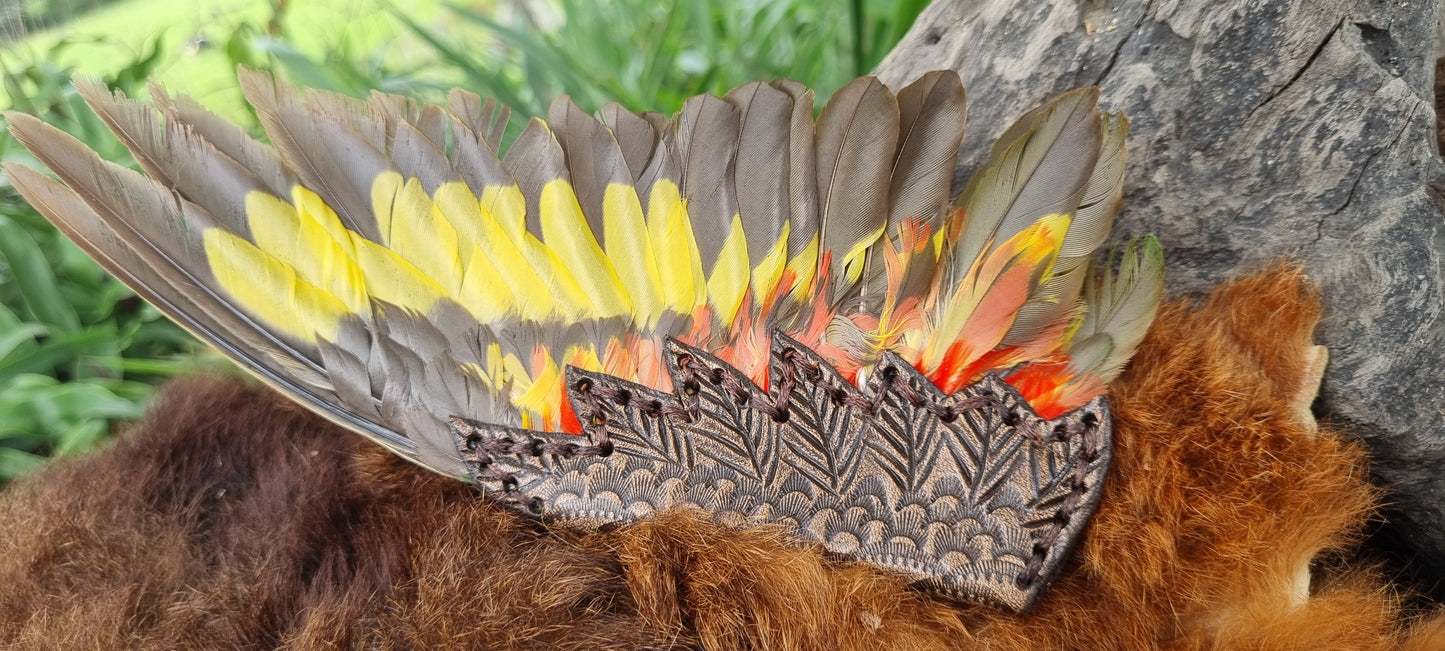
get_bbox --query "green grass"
[0,0,926,481]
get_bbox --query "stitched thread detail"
[1015,411,1100,587]
[451,416,612,514]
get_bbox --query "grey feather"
[502,117,570,239]
[389,120,459,194]
[149,81,296,198]
[76,79,265,237]
[725,81,793,265]
[447,109,517,196]
[446,88,509,151]
[598,102,660,182]
[886,71,967,229]
[549,95,631,245]
[238,68,389,242]
[815,76,899,298]
[1060,111,1128,260]
[946,88,1102,291]
[369,90,451,155]
[1001,107,1126,346]
[1,140,419,461]
[632,118,681,220]
[861,71,967,298]
[670,93,740,271]
[1069,236,1164,382]
[770,79,819,264]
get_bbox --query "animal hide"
[1,266,1442,649]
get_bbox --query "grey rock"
[876,0,1445,590]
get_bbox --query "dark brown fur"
[2,266,1443,649]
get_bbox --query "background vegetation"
[0,0,927,481]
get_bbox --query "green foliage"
[0,0,928,481]
[389,0,928,126]
[0,40,209,481]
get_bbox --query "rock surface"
[875,0,1445,592]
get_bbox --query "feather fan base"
[451,334,1110,613]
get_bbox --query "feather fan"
[3,69,1161,477]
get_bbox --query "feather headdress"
[3,69,1162,612]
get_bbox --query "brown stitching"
[868,365,896,414]
[571,378,615,457]
[891,370,927,407]
[707,348,800,423]
[450,415,609,510]
[1015,411,1100,588]
[714,370,752,407]
[769,347,798,423]
[450,418,529,510]
[450,413,613,512]
[673,354,702,422]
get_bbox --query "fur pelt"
[2,266,1443,650]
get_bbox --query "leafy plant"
[391,0,929,125]
[0,38,208,481]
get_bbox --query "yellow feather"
[540,179,631,319]
[292,186,357,258]
[435,182,553,320]
[244,190,367,315]
[566,344,604,374]
[431,182,481,268]
[784,234,819,301]
[502,352,530,392]
[485,340,505,383]
[646,180,706,312]
[460,341,507,393]
[459,361,494,392]
[602,183,665,328]
[458,242,518,319]
[750,223,790,302]
[369,170,403,234]
[372,173,464,294]
[204,229,348,343]
[518,232,595,320]
[840,224,886,286]
[475,183,588,321]
[706,214,751,324]
[514,348,561,430]
[348,235,447,314]
[922,213,1070,369]
[479,184,526,244]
